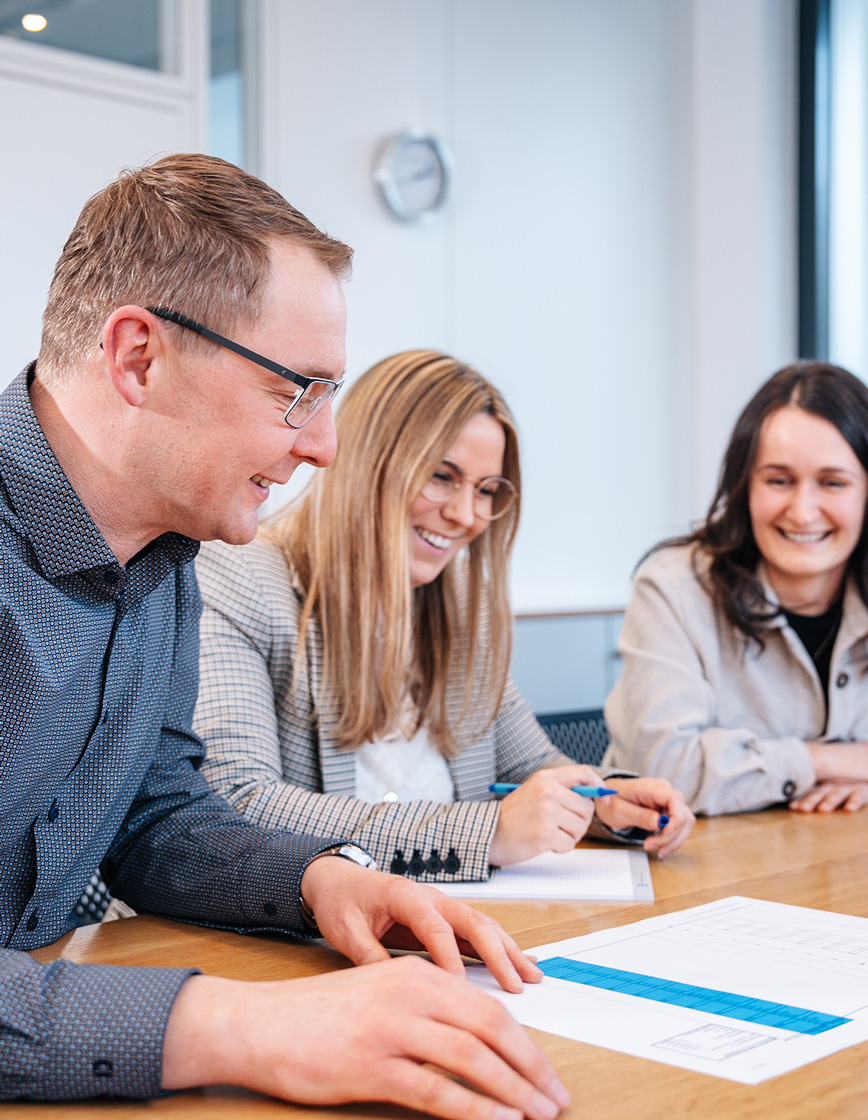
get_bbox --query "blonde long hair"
[266,349,521,754]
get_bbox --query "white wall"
[0,0,799,617]
[261,0,798,612]
[450,0,694,612]
[690,0,799,512]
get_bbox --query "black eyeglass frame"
[146,306,344,428]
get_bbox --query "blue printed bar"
[538,957,851,1035]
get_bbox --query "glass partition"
[0,0,170,72]
[0,0,255,170]
[800,0,868,378]
[209,0,245,167]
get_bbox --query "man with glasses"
[0,153,568,1120]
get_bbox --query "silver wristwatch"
[300,844,379,931]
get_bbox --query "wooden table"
[13,808,868,1119]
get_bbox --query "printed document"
[466,896,868,1083]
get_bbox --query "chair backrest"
[536,708,610,767]
[74,872,112,924]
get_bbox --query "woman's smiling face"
[408,412,506,588]
[748,404,868,612]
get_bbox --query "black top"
[783,598,843,700]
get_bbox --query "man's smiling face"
[145,238,346,546]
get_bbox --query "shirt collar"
[0,364,198,583]
[756,559,868,644]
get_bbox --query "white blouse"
[354,722,455,805]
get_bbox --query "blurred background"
[0,0,860,710]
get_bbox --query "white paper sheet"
[431,847,653,900]
[466,896,868,1083]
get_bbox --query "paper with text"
[466,896,868,1083]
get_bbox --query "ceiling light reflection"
[22,14,48,33]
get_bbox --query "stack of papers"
[432,847,653,901]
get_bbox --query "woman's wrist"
[806,741,868,783]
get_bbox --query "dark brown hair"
[39,153,352,387]
[661,360,868,641]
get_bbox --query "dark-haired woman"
[603,360,868,815]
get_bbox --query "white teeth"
[417,528,454,550]
[251,475,274,488]
[781,530,827,543]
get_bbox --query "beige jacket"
[603,544,868,814]
[194,537,633,882]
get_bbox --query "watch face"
[374,132,451,223]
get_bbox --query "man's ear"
[101,306,165,408]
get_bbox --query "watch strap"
[300,844,379,932]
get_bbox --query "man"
[0,154,569,1120]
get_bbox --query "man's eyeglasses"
[420,461,517,521]
[147,307,343,429]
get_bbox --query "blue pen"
[488,783,618,798]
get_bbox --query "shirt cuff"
[13,958,196,1101]
[236,832,346,934]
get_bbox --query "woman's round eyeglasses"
[420,461,517,521]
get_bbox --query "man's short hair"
[38,153,353,389]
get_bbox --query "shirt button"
[782,780,796,798]
[382,791,398,803]
[104,571,119,585]
[48,799,59,822]
[263,902,277,916]
[836,672,849,688]
[26,910,39,931]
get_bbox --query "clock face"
[374,132,451,223]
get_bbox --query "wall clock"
[373,131,452,223]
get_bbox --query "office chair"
[536,708,611,767]
[74,873,112,924]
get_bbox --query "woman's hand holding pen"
[593,778,695,858]
[488,765,599,866]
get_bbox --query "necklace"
[809,613,839,663]
[784,599,843,665]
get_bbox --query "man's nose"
[289,400,338,469]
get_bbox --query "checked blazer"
[194,537,634,882]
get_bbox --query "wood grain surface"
[13,808,868,1119]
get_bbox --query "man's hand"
[593,778,695,858]
[488,766,599,866]
[300,855,543,993]
[789,780,868,813]
[163,959,570,1120]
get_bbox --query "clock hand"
[406,162,439,182]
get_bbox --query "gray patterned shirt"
[0,367,340,1101]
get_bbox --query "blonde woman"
[194,351,693,880]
